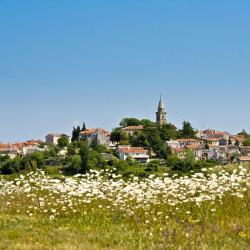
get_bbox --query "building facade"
[156,97,167,126]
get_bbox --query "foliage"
[79,143,90,173]
[20,151,45,171]
[140,119,155,127]
[119,118,156,128]
[71,126,81,142]
[67,143,77,156]
[95,144,110,153]
[119,118,141,127]
[167,150,215,172]
[44,145,59,158]
[0,152,46,174]
[243,137,250,146]
[57,135,69,148]
[237,129,249,138]
[180,121,196,138]
[145,160,160,172]
[110,128,128,144]
[0,157,20,174]
[64,155,82,175]
[88,151,105,169]
[81,122,86,132]
[131,125,174,159]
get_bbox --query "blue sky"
[0,0,250,142]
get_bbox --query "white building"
[45,133,70,145]
[177,138,203,147]
[80,128,110,146]
[166,139,180,149]
[117,146,150,163]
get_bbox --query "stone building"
[156,97,167,126]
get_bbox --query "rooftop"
[121,125,144,131]
[118,146,147,154]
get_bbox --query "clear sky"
[0,0,250,142]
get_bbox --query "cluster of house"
[166,129,250,164]
[44,127,150,163]
[1,127,250,165]
[0,140,43,159]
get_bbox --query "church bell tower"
[156,96,167,126]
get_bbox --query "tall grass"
[0,166,249,249]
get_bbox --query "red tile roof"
[238,156,250,161]
[121,125,144,131]
[80,128,110,136]
[0,144,11,150]
[185,144,203,150]
[177,138,201,143]
[172,147,185,153]
[206,138,221,142]
[118,146,147,154]
[208,144,219,148]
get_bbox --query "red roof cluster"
[80,128,110,136]
[118,146,147,154]
[0,140,41,151]
[177,138,201,143]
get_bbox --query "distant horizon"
[1,97,249,143]
[1,1,250,142]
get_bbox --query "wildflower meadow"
[0,166,249,249]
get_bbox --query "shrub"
[1,157,20,174]
[64,155,82,175]
[146,160,160,172]
[20,151,45,171]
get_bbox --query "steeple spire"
[158,96,164,110]
[156,96,167,126]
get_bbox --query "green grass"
[0,166,249,250]
[0,192,249,250]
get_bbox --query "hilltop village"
[1,98,250,175]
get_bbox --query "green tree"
[243,137,250,146]
[183,149,196,171]
[181,121,196,138]
[45,145,59,157]
[146,160,160,172]
[119,118,141,127]
[20,151,45,171]
[159,123,179,141]
[88,151,105,169]
[1,157,20,174]
[58,135,69,148]
[71,126,81,142]
[167,155,184,171]
[140,119,155,127]
[130,133,150,148]
[90,137,98,149]
[237,129,248,138]
[67,144,76,156]
[81,122,86,132]
[110,128,128,144]
[110,128,122,143]
[79,143,90,173]
[64,155,82,174]
[95,144,109,153]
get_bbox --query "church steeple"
[158,96,164,110]
[156,96,167,126]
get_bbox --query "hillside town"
[1,97,250,165]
